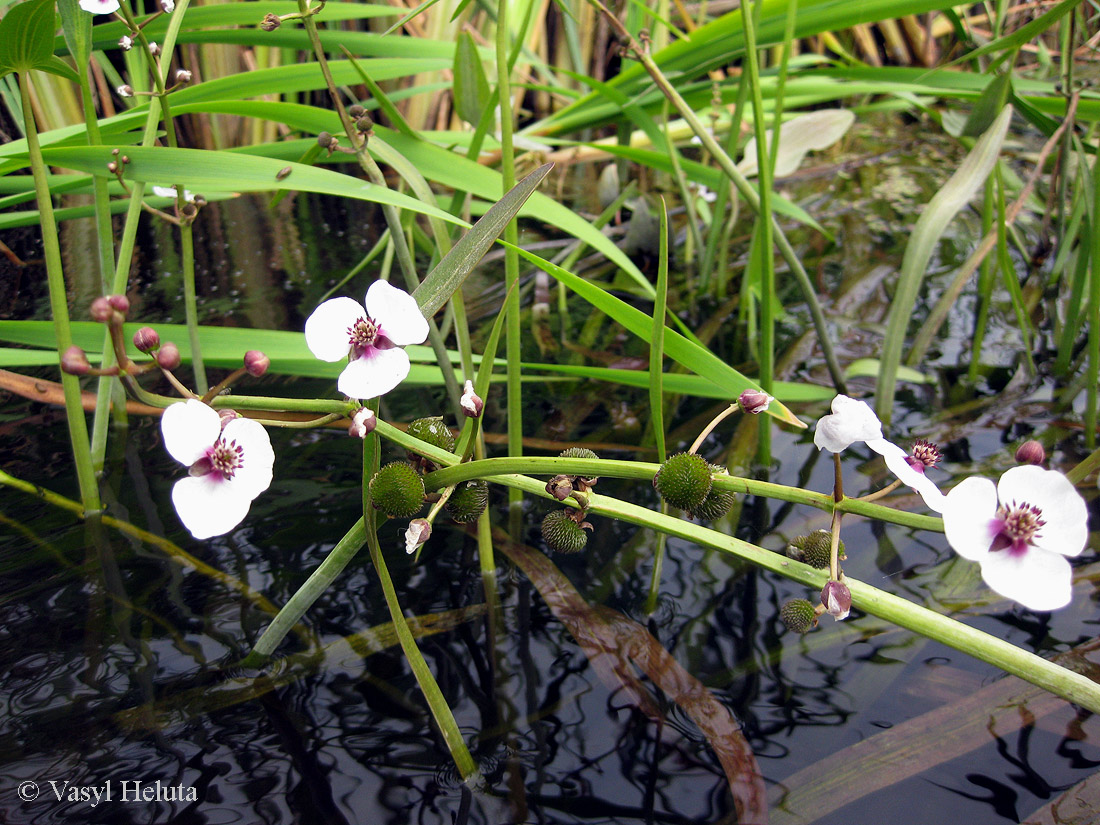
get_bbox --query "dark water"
[2,122,1099,824]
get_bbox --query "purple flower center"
[348,317,380,355]
[989,500,1045,555]
[191,438,244,481]
[905,439,941,474]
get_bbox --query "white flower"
[160,0,174,11]
[942,465,1089,611]
[151,185,195,202]
[161,400,274,539]
[305,280,429,400]
[117,84,134,98]
[814,395,945,511]
[79,0,120,14]
[119,35,133,50]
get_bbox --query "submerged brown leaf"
[494,527,768,824]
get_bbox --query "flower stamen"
[990,500,1045,554]
[348,317,379,354]
[905,439,941,474]
[192,438,245,480]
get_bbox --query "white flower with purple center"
[161,399,274,539]
[305,280,429,400]
[79,0,120,13]
[942,465,1088,611]
[874,438,946,512]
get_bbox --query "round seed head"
[541,510,588,554]
[687,465,735,521]
[407,416,455,454]
[369,462,426,518]
[786,529,840,570]
[446,480,489,523]
[780,599,818,634]
[654,452,712,511]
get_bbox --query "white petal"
[942,477,999,561]
[151,185,177,199]
[220,418,274,501]
[79,0,120,13]
[365,280,429,346]
[813,395,883,452]
[998,466,1089,558]
[876,440,946,512]
[305,297,365,362]
[161,399,220,466]
[980,547,1072,611]
[171,475,253,539]
[337,347,411,399]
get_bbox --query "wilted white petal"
[220,418,274,501]
[79,0,121,13]
[161,399,220,466]
[979,546,1072,611]
[305,297,365,362]
[365,280,428,346]
[172,475,252,539]
[942,477,998,562]
[338,346,411,399]
[876,440,946,512]
[998,466,1088,558]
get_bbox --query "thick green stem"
[20,73,101,513]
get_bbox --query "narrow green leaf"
[413,163,552,318]
[453,32,490,127]
[0,0,56,72]
[36,54,79,81]
[877,105,1013,423]
[961,72,1012,138]
[56,0,91,68]
[650,197,669,461]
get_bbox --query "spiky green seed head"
[688,466,735,521]
[407,416,455,454]
[654,452,712,511]
[541,510,588,554]
[369,462,426,518]
[780,599,818,634]
[559,446,599,460]
[786,529,842,569]
[446,480,489,523]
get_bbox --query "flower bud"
[541,509,588,554]
[738,388,772,415]
[349,407,376,438]
[160,0,174,12]
[653,452,712,511]
[356,115,374,134]
[175,69,192,84]
[779,599,818,634]
[348,104,366,118]
[460,380,483,418]
[260,12,281,30]
[90,296,113,322]
[369,462,425,518]
[1015,440,1045,466]
[133,326,161,353]
[545,475,574,501]
[446,480,488,523]
[61,345,91,375]
[117,84,134,98]
[820,580,852,621]
[243,350,269,378]
[404,519,431,554]
[148,42,160,56]
[107,294,130,315]
[156,342,181,370]
[119,35,133,50]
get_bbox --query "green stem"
[19,73,101,513]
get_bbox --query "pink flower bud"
[738,388,772,415]
[1015,440,1045,466]
[107,294,130,315]
[404,519,432,554]
[117,84,134,98]
[133,326,161,353]
[460,380,483,418]
[349,408,376,438]
[244,350,270,378]
[61,345,92,375]
[218,409,239,429]
[156,342,181,370]
[90,296,113,322]
[820,580,852,621]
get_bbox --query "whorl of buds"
[738,388,772,415]
[260,12,281,30]
[460,380,483,418]
[1015,440,1045,466]
[404,519,431,554]
[133,326,161,353]
[61,345,92,376]
[780,599,818,634]
[243,350,270,378]
[369,462,426,519]
[156,342,181,370]
[820,580,852,621]
[349,408,376,439]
